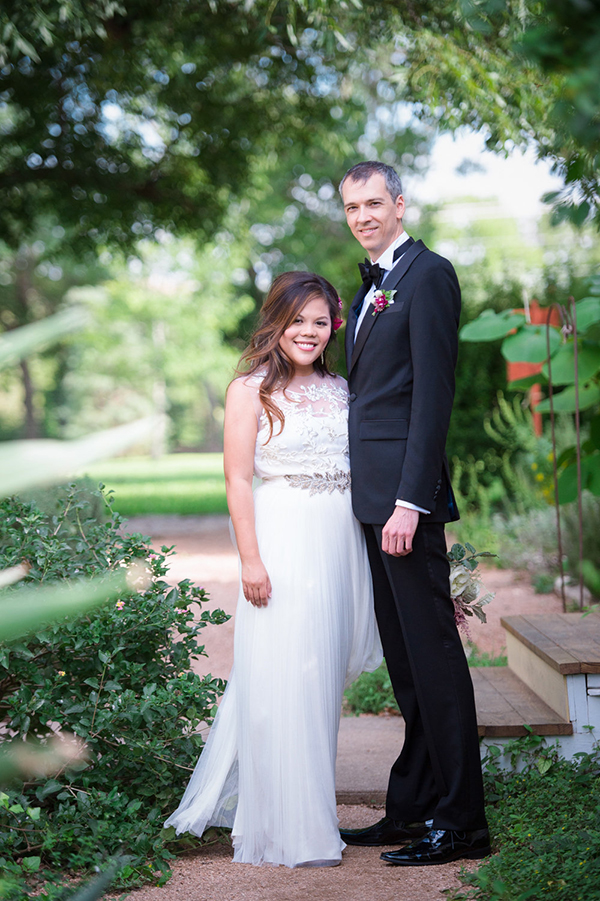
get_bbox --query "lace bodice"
[246,375,350,481]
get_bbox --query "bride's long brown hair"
[237,271,341,441]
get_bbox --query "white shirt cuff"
[395,499,430,515]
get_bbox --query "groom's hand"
[382,506,419,557]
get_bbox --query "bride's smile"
[278,296,332,375]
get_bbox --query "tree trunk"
[14,250,39,439]
[19,359,38,439]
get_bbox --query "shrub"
[0,485,228,897]
[343,662,399,715]
[451,735,600,901]
[562,493,600,594]
[344,647,506,716]
[464,644,507,667]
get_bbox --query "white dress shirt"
[354,231,413,337]
[354,231,430,516]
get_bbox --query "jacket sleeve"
[395,258,460,510]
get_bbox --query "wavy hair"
[236,271,341,441]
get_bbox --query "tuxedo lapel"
[381,238,424,290]
[348,240,427,375]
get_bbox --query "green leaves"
[460,309,526,342]
[0,571,128,643]
[501,326,561,364]
[536,381,600,414]
[541,343,600,385]
[459,288,600,507]
[0,484,228,892]
[575,296,600,335]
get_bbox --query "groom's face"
[342,173,405,261]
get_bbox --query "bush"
[492,506,559,573]
[0,485,228,897]
[451,735,600,901]
[562,493,600,594]
[344,663,399,715]
[345,647,507,716]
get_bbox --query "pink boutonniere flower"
[371,289,396,315]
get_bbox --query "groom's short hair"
[339,162,403,202]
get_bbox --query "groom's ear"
[395,194,405,221]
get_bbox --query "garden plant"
[0,484,228,898]
[451,732,600,901]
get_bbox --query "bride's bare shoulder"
[227,374,263,418]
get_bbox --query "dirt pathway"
[117,515,562,901]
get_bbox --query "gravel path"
[112,805,479,901]
[115,514,562,901]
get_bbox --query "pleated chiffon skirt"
[164,480,382,867]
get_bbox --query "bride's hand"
[241,558,272,607]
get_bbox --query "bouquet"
[447,542,496,638]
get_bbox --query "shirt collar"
[371,231,411,269]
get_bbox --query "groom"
[339,161,490,866]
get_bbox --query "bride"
[164,270,382,868]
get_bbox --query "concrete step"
[335,714,403,804]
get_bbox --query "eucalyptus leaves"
[448,542,496,637]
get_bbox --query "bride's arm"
[223,378,272,608]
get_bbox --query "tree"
[0,0,401,251]
[376,0,600,228]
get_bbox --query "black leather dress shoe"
[340,816,429,846]
[380,828,491,865]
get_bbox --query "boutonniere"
[371,289,396,315]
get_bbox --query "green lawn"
[84,453,228,516]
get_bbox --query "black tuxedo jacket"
[345,239,460,525]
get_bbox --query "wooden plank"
[501,615,581,674]
[524,614,600,674]
[500,614,600,674]
[543,615,600,673]
[472,667,573,738]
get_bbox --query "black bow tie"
[358,259,384,289]
[358,242,410,289]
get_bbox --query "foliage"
[448,542,496,636]
[84,453,228,517]
[343,662,398,716]
[461,275,600,506]
[451,393,557,523]
[57,238,252,449]
[451,736,600,901]
[463,644,507,668]
[449,294,515,464]
[0,0,403,252]
[345,641,507,715]
[561,493,600,597]
[0,484,228,895]
[384,0,600,229]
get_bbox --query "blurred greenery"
[2,1,600,460]
[0,314,181,901]
[84,453,228,516]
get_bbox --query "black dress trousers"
[363,520,487,832]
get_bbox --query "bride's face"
[278,295,332,375]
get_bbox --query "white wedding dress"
[165,373,382,867]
